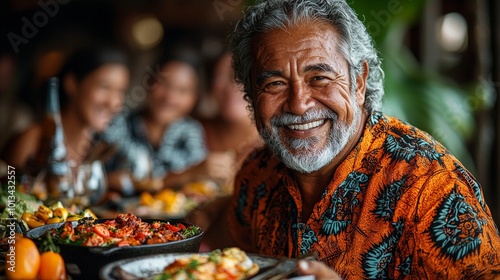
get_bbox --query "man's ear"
[355,60,369,107]
[63,73,78,97]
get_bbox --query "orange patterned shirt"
[228,112,500,279]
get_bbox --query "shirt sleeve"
[395,170,500,279]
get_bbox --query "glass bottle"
[32,77,73,204]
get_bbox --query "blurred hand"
[297,260,342,280]
[198,151,236,186]
[133,177,163,193]
[185,195,232,231]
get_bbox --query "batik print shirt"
[228,112,500,279]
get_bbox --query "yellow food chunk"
[139,192,155,206]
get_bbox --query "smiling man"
[226,0,500,279]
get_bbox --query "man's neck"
[293,167,336,220]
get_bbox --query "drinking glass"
[73,160,107,207]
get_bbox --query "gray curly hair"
[229,0,384,113]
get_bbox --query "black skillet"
[26,218,203,280]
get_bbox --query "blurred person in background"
[187,53,262,250]
[0,47,34,155]
[104,52,236,195]
[2,46,130,175]
[201,52,262,188]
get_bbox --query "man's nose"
[284,81,314,116]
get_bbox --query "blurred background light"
[131,16,164,50]
[437,12,468,53]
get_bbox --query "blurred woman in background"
[104,52,235,195]
[200,53,262,191]
[3,46,130,173]
[187,53,262,250]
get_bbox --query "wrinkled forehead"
[250,20,347,74]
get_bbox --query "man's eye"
[268,81,284,86]
[312,76,326,80]
[309,76,330,86]
[263,81,286,93]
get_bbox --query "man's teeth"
[287,120,325,131]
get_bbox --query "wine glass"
[128,145,163,193]
[130,145,154,181]
[31,165,73,204]
[73,160,107,207]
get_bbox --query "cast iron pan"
[26,218,203,279]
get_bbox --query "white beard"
[259,104,361,173]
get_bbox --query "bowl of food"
[26,213,203,279]
[100,247,279,280]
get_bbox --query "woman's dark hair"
[146,45,204,97]
[204,50,231,93]
[156,45,203,82]
[57,46,129,108]
[145,45,204,116]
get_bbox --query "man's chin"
[283,147,315,157]
[277,148,332,173]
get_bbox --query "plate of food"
[93,181,220,221]
[26,213,203,279]
[99,247,300,280]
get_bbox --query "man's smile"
[279,118,331,141]
[286,119,326,131]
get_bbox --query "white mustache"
[259,104,360,173]
[270,108,338,127]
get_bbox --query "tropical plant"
[350,0,480,170]
[243,0,484,170]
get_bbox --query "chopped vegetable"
[21,212,45,229]
[45,213,200,247]
[53,208,69,220]
[181,226,201,239]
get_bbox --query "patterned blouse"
[228,112,500,279]
[104,111,207,178]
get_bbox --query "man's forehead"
[256,21,338,47]
[251,21,344,72]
